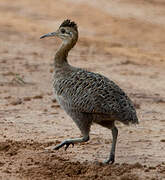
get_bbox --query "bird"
[40,19,139,164]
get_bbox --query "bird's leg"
[51,115,91,151]
[104,126,118,164]
[52,135,89,151]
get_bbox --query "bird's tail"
[118,110,139,125]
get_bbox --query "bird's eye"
[61,29,66,34]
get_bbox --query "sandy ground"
[0,0,165,179]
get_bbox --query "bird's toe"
[103,154,115,164]
[64,142,74,151]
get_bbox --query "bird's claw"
[52,141,74,151]
[103,154,115,164]
[64,142,74,151]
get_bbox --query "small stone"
[11,98,22,105]
[52,98,57,103]
[23,97,31,101]
[51,104,60,108]
[33,95,43,99]
[160,139,165,142]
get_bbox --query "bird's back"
[53,66,138,125]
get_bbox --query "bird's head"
[40,19,78,44]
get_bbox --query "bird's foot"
[53,140,74,151]
[103,154,115,164]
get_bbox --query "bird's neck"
[54,39,76,67]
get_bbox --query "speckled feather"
[53,66,138,125]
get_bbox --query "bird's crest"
[60,19,78,32]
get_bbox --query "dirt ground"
[0,0,165,179]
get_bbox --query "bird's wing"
[55,70,132,115]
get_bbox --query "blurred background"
[0,0,165,179]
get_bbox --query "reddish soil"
[0,0,165,179]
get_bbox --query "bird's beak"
[40,31,57,39]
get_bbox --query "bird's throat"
[54,40,75,67]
